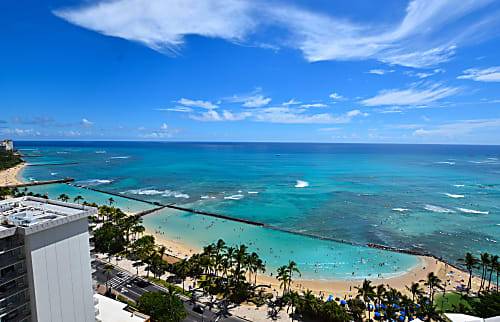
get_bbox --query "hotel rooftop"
[0,196,96,236]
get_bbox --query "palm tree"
[406,282,423,302]
[277,265,290,294]
[175,259,191,293]
[286,260,301,293]
[479,253,490,292]
[375,284,386,305]
[487,255,498,291]
[233,244,248,282]
[58,193,69,203]
[73,195,84,204]
[422,272,443,302]
[355,279,376,321]
[108,197,115,206]
[458,252,479,293]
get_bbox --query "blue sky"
[1,0,500,144]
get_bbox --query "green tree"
[458,252,480,293]
[406,282,423,302]
[108,197,115,206]
[58,193,69,203]
[73,195,84,204]
[479,253,490,293]
[355,279,375,321]
[487,255,498,291]
[136,291,187,322]
[94,223,126,256]
[423,272,443,302]
[173,260,191,293]
[467,291,500,318]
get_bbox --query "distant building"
[95,294,150,322]
[0,140,13,152]
[0,196,98,322]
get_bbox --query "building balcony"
[93,296,99,306]
[3,310,30,322]
[0,242,24,256]
[0,285,28,301]
[0,297,29,317]
[0,269,26,287]
[0,254,25,271]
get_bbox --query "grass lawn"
[434,292,472,312]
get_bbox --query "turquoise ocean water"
[17,142,500,280]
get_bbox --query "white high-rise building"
[0,196,98,322]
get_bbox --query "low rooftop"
[0,196,97,236]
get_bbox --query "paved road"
[94,261,244,322]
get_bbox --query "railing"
[0,285,28,301]
[0,297,29,316]
[0,254,25,270]
[0,241,24,255]
[4,311,30,322]
[0,270,26,287]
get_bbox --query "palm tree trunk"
[487,267,493,290]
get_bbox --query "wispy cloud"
[228,90,271,107]
[189,110,251,122]
[139,122,175,138]
[80,118,94,128]
[301,103,327,108]
[457,66,500,82]
[366,69,394,75]
[317,127,341,131]
[329,93,345,100]
[282,99,301,106]
[177,98,218,109]
[405,68,445,79]
[54,0,499,68]
[0,128,40,136]
[362,82,459,107]
[413,118,500,137]
[156,106,193,112]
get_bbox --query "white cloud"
[252,107,364,124]
[140,122,174,138]
[80,118,94,128]
[282,98,301,106]
[229,93,271,107]
[367,69,394,75]
[160,123,168,130]
[413,119,500,137]
[329,93,344,100]
[156,106,193,112]
[317,127,341,132]
[406,68,445,78]
[457,66,500,82]
[177,98,218,109]
[362,83,459,106]
[301,103,327,108]
[189,110,251,121]
[0,128,40,136]
[54,0,499,68]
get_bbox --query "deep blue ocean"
[17,141,500,280]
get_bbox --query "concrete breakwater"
[26,162,79,166]
[6,177,74,188]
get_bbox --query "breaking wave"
[456,208,489,214]
[295,180,309,188]
[123,188,189,198]
[443,193,464,198]
[424,205,456,213]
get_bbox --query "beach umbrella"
[375,304,380,310]
[380,303,387,309]
[393,304,400,309]
[340,299,346,305]
[374,312,381,318]
[368,303,374,311]
[326,298,333,302]
[399,315,405,321]
[400,311,406,316]
[415,304,420,309]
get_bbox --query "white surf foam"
[95,151,107,154]
[56,151,68,154]
[224,194,244,200]
[456,208,489,214]
[201,196,210,199]
[110,156,130,159]
[50,172,58,176]
[424,205,456,213]
[295,180,309,188]
[80,179,113,186]
[436,161,455,165]
[443,193,464,198]
[392,208,409,212]
[247,191,259,194]
[124,188,189,198]
[454,184,465,187]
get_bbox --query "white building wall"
[23,217,95,322]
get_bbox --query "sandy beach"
[0,163,26,186]
[145,230,480,299]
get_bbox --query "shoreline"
[0,163,26,186]
[144,230,479,298]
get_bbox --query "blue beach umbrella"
[415,304,420,309]
[340,299,346,305]
[368,303,374,311]
[399,315,405,321]
[375,312,381,317]
[393,303,400,309]
[375,304,380,310]
[400,311,406,316]
[380,303,387,309]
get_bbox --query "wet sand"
[0,163,26,186]
[146,230,478,298]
